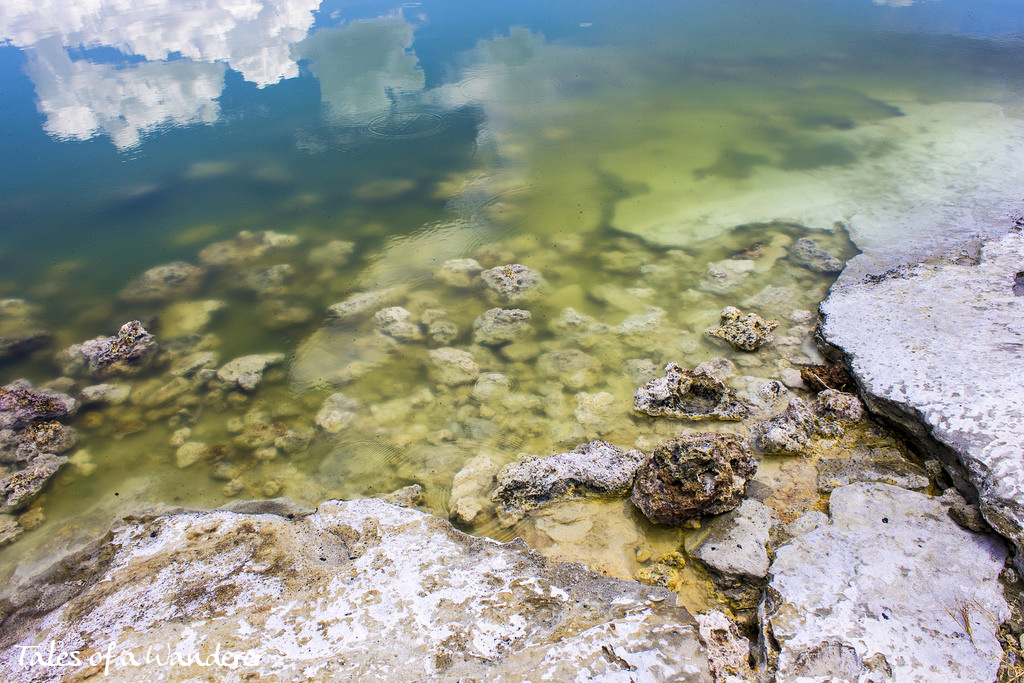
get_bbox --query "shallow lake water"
[2,0,1024,612]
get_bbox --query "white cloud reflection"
[0,0,321,148]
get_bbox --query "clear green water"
[2,0,1024,605]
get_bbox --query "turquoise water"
[1,0,1024,598]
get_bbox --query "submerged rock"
[0,499,712,682]
[434,258,484,288]
[752,391,864,456]
[373,307,423,342]
[308,240,355,269]
[118,261,206,303]
[0,452,66,514]
[0,331,49,364]
[216,353,284,391]
[633,362,748,421]
[493,440,646,523]
[472,308,532,346]
[704,306,778,351]
[315,392,359,433]
[0,514,22,547]
[631,433,756,525]
[0,382,77,430]
[480,263,545,303]
[59,320,158,378]
[450,453,501,525]
[816,448,929,493]
[761,482,1008,682]
[427,347,480,386]
[326,289,400,323]
[198,230,300,267]
[788,237,844,274]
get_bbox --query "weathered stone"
[15,421,77,457]
[427,319,459,345]
[817,451,929,493]
[472,308,532,346]
[198,230,300,266]
[308,240,355,268]
[118,261,206,303]
[694,611,754,683]
[689,499,775,610]
[816,228,1024,576]
[616,307,666,338]
[494,440,646,523]
[0,382,78,430]
[471,373,511,403]
[434,258,484,288]
[373,307,423,342]
[168,351,219,378]
[788,237,844,274]
[761,482,1008,682]
[693,356,736,382]
[537,349,599,390]
[815,388,864,422]
[705,306,778,351]
[0,514,23,547]
[78,383,131,407]
[379,484,423,508]
[633,362,748,421]
[450,453,500,524]
[798,363,854,393]
[427,347,480,387]
[573,391,618,432]
[216,353,284,391]
[0,453,66,514]
[631,433,756,525]
[623,358,660,385]
[480,263,545,303]
[59,321,158,378]
[0,331,49,364]
[326,289,399,323]
[175,442,207,469]
[751,397,841,456]
[700,259,754,294]
[0,499,712,682]
[315,392,359,433]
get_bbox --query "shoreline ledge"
[0,498,712,682]
[817,224,1024,573]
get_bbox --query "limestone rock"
[0,382,78,430]
[373,307,423,342]
[118,261,206,303]
[537,349,599,390]
[480,263,545,303]
[817,448,929,493]
[0,452,67,514]
[0,330,49,364]
[631,433,756,525]
[494,440,646,523]
[308,240,355,268]
[689,499,775,610]
[471,373,511,403]
[379,484,423,508]
[216,353,284,391]
[59,321,158,378]
[427,348,480,386]
[761,482,1009,682]
[434,258,483,288]
[326,289,399,323]
[0,514,23,547]
[788,237,844,274]
[472,308,532,346]
[175,442,207,469]
[450,453,501,524]
[231,264,294,296]
[694,611,754,683]
[315,392,359,433]
[815,387,864,421]
[633,362,748,421]
[159,300,225,337]
[198,230,299,267]
[705,306,778,352]
[751,397,840,456]
[0,499,712,682]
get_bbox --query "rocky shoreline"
[0,218,1022,681]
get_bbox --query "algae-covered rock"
[705,306,778,352]
[0,331,49,365]
[216,353,284,391]
[788,237,844,274]
[0,499,712,682]
[59,320,158,378]
[326,289,400,323]
[118,261,206,303]
[472,308,532,346]
[631,433,756,525]
[633,362,748,421]
[198,229,300,267]
[761,482,1008,682]
[0,452,66,514]
[494,440,646,523]
[0,381,78,430]
[434,258,484,288]
[427,347,480,387]
[480,263,545,303]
